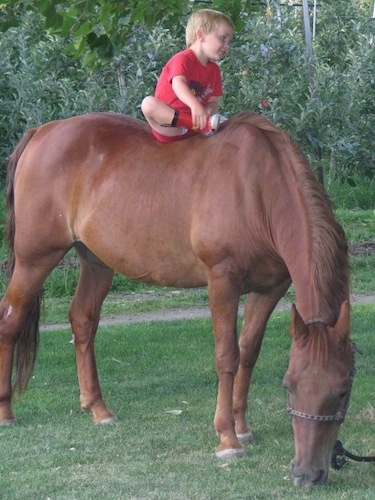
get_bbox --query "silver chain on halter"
[287,398,348,422]
[286,324,358,423]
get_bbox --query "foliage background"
[0,0,374,207]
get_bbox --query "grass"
[0,304,374,498]
[335,209,375,243]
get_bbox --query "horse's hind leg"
[233,284,290,443]
[0,251,68,424]
[0,289,25,423]
[69,243,115,424]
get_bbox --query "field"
[0,210,374,498]
[0,304,374,499]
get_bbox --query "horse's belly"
[118,258,208,288]
[86,236,208,288]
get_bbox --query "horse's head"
[283,301,352,486]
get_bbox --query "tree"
[0,0,260,66]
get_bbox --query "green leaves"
[0,1,261,66]
[34,0,64,30]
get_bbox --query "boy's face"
[200,22,234,61]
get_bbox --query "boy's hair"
[186,9,234,48]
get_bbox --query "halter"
[287,401,348,423]
[286,319,357,423]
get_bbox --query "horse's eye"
[282,378,291,391]
[338,390,348,399]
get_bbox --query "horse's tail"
[6,127,42,395]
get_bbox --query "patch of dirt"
[41,294,375,331]
[349,240,375,256]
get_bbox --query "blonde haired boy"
[141,9,234,143]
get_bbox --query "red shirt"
[155,48,222,124]
[156,48,223,109]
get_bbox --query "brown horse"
[0,112,352,486]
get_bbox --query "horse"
[0,112,352,486]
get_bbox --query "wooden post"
[302,0,314,86]
[302,0,324,184]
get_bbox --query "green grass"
[351,255,375,295]
[335,209,375,243]
[0,305,374,498]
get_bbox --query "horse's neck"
[249,128,349,325]
[292,276,321,323]
[271,205,348,325]
[281,235,348,325]
[284,255,318,321]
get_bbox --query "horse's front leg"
[233,285,290,443]
[69,247,116,424]
[208,273,244,458]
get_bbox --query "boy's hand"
[172,76,209,129]
[190,103,209,130]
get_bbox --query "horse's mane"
[306,323,330,365]
[289,139,349,325]
[298,322,348,367]
[227,112,350,325]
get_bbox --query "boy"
[141,9,234,143]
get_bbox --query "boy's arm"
[172,75,209,129]
[205,97,219,116]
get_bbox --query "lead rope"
[331,342,375,470]
[331,440,375,470]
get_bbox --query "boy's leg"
[141,96,222,137]
[141,96,187,137]
[172,110,223,134]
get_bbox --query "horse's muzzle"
[290,459,328,487]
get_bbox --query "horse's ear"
[329,300,350,341]
[290,303,308,343]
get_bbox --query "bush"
[221,1,374,196]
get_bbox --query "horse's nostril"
[314,469,327,484]
[291,460,328,486]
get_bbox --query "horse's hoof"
[236,431,254,444]
[0,419,17,426]
[96,415,118,424]
[216,447,246,459]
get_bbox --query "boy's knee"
[141,96,154,115]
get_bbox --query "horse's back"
[12,113,216,285]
